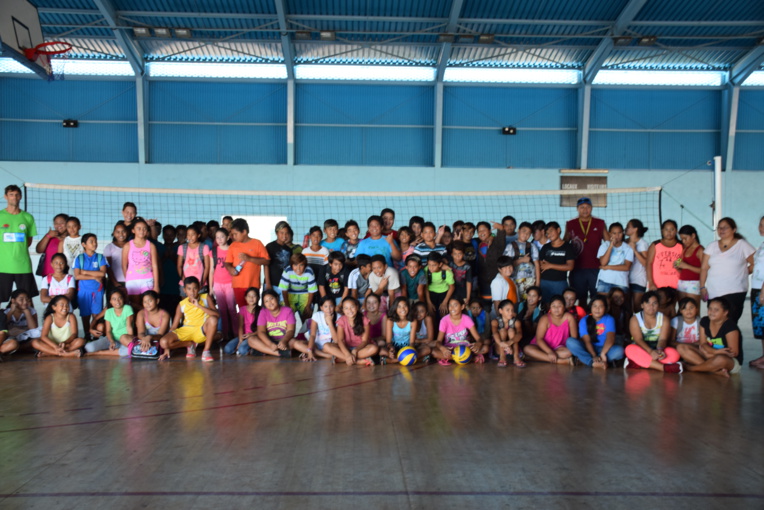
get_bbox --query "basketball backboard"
[0,0,49,79]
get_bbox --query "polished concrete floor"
[1,315,763,509]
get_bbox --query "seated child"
[467,299,489,341]
[563,288,586,323]
[159,276,220,362]
[381,296,431,363]
[348,254,372,304]
[131,290,170,356]
[85,289,134,356]
[278,253,318,322]
[306,295,340,361]
[490,256,519,317]
[73,233,108,338]
[431,297,488,366]
[225,287,260,356]
[670,297,701,346]
[492,299,524,367]
[322,297,379,366]
[318,251,350,308]
[368,254,401,310]
[363,293,386,348]
[4,289,41,342]
[414,301,435,348]
[517,286,544,343]
[0,305,17,356]
[31,296,85,357]
[523,295,577,365]
[678,297,741,377]
[400,255,426,304]
[567,296,625,368]
[248,289,311,358]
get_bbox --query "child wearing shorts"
[159,276,219,362]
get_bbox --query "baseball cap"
[577,197,592,206]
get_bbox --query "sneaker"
[201,350,214,362]
[664,362,683,374]
[186,343,197,358]
[623,358,629,370]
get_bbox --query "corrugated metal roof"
[635,0,764,22]
[449,45,591,68]
[461,0,630,21]
[605,48,746,71]
[141,39,285,63]
[115,0,277,15]
[286,0,451,18]
[57,37,126,59]
[294,42,439,65]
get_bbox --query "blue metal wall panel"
[737,90,764,131]
[734,133,764,171]
[0,121,137,162]
[150,124,286,164]
[591,89,721,130]
[588,131,651,169]
[150,81,286,123]
[0,78,136,121]
[296,126,431,166]
[296,84,433,126]
[444,86,577,128]
[444,128,575,168]
[589,131,717,170]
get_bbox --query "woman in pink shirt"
[647,220,682,290]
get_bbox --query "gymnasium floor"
[1,310,762,509]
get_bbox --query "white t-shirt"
[670,316,700,344]
[752,241,764,290]
[103,242,125,282]
[61,236,83,275]
[45,274,75,297]
[629,239,649,287]
[705,239,756,297]
[311,310,336,348]
[368,267,401,293]
[597,241,634,287]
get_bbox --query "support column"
[576,84,592,169]
[434,82,444,169]
[136,75,149,164]
[286,78,295,166]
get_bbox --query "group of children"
[0,206,753,378]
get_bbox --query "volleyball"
[397,347,417,366]
[452,345,473,365]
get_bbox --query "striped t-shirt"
[278,267,318,294]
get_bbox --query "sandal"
[497,360,508,368]
[438,359,452,366]
[474,353,485,364]
[380,355,387,366]
[365,357,375,367]
[513,358,526,368]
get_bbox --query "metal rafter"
[435,0,464,82]
[273,0,295,79]
[91,0,144,74]
[730,46,764,85]
[583,0,649,84]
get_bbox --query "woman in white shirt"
[699,217,755,328]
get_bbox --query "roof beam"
[273,0,295,79]
[0,42,50,80]
[729,45,764,85]
[583,0,649,84]
[91,0,144,75]
[436,0,464,82]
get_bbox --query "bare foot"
[714,368,730,378]
[592,360,606,369]
[158,352,170,361]
[557,357,573,365]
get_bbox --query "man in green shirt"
[0,185,38,303]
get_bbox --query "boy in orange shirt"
[224,218,270,308]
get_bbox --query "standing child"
[177,224,210,294]
[431,297,487,366]
[306,295,340,361]
[675,225,704,305]
[596,222,634,295]
[74,233,108,338]
[450,241,473,306]
[131,290,170,355]
[303,226,330,277]
[504,222,540,301]
[368,254,401,310]
[122,218,160,310]
[209,228,237,340]
[348,254,372,305]
[491,299,524,367]
[412,222,448,260]
[425,252,455,319]
[31,296,84,357]
[400,255,426,304]
[670,297,701,346]
[248,289,311,358]
[318,251,350,308]
[39,253,75,306]
[159,276,220,362]
[4,289,40,342]
[626,219,650,312]
[224,287,260,356]
[396,226,415,271]
[85,289,134,356]
[343,220,362,268]
[382,296,430,363]
[58,216,83,275]
[523,295,577,365]
[322,297,378,366]
[320,219,347,253]
[490,256,519,317]
[278,253,318,322]
[104,221,128,293]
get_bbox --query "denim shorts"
[630,283,646,293]
[597,281,630,294]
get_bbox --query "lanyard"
[578,218,592,243]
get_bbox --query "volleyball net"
[23,183,662,246]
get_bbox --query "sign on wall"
[560,176,608,207]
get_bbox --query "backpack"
[511,240,533,264]
[127,338,162,360]
[182,243,206,267]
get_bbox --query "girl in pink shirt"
[432,297,487,366]
[209,228,236,340]
[647,220,682,290]
[324,297,379,366]
[177,224,210,291]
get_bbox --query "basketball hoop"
[24,41,72,80]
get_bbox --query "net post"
[658,188,662,227]
[713,155,722,239]
[23,184,27,212]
